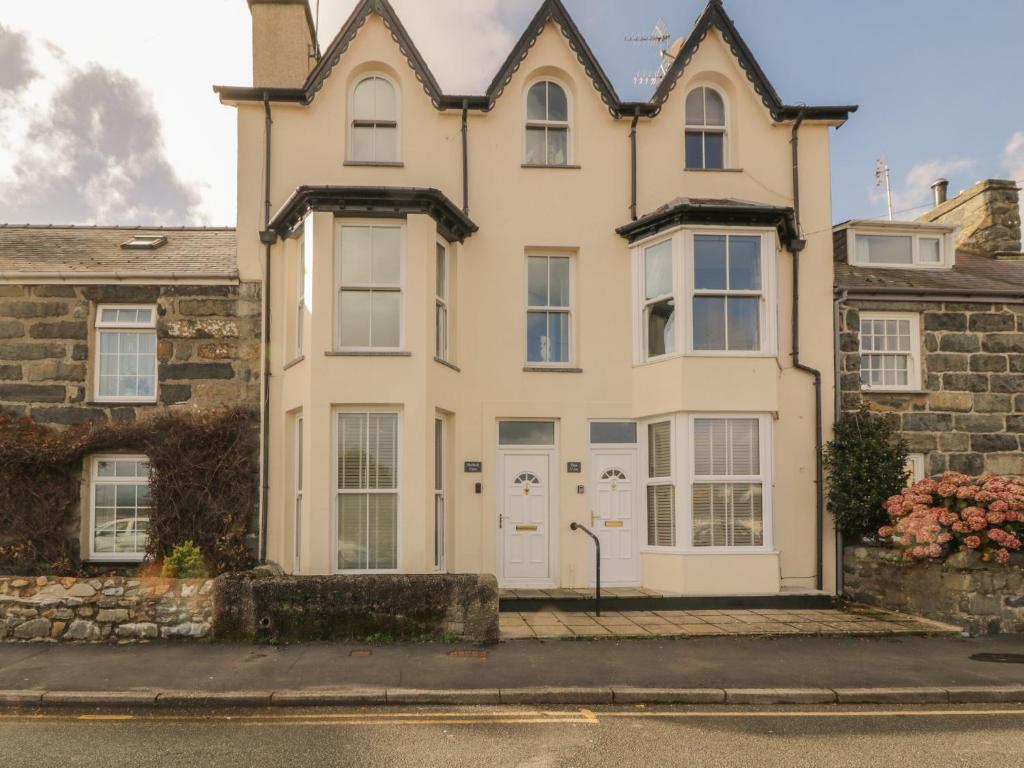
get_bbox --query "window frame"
[686,414,773,553]
[524,252,575,368]
[334,219,405,353]
[847,228,954,269]
[434,415,447,573]
[639,413,774,554]
[294,229,307,361]
[435,240,451,363]
[332,407,402,575]
[639,237,676,362]
[632,226,777,363]
[348,73,401,164]
[93,303,159,404]
[858,311,922,392]
[906,453,926,485]
[522,77,573,167]
[293,413,303,573]
[87,454,152,563]
[684,85,728,170]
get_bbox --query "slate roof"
[617,197,797,244]
[835,251,1024,298]
[215,0,855,122]
[0,225,238,279]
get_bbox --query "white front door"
[590,450,639,586]
[501,453,552,585]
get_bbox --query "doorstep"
[498,586,833,613]
[498,603,961,640]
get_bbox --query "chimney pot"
[931,178,949,207]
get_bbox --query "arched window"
[525,80,570,166]
[351,75,398,163]
[685,86,725,170]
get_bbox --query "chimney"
[931,178,948,207]
[919,179,1023,260]
[248,0,318,88]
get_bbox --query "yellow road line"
[600,708,1024,719]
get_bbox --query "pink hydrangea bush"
[880,473,1024,564]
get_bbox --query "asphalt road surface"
[2,704,1023,767]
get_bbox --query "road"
[3,704,1022,767]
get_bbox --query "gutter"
[629,110,639,221]
[841,287,1024,302]
[789,110,826,593]
[258,93,274,564]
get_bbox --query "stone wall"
[844,545,1024,635]
[0,282,261,424]
[213,573,501,644]
[0,576,212,642]
[839,299,1024,476]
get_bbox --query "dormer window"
[524,80,570,166]
[350,75,399,163]
[843,225,954,269]
[685,87,726,170]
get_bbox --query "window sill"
[343,160,404,167]
[85,557,145,564]
[283,355,305,371]
[434,357,461,372]
[523,366,583,373]
[87,399,158,406]
[640,547,778,556]
[326,350,412,357]
[521,163,582,170]
[683,167,743,173]
[861,388,928,395]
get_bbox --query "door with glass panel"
[498,421,556,586]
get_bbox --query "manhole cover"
[448,649,488,659]
[970,653,1024,664]
[350,649,372,658]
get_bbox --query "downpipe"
[259,93,274,563]
[833,288,849,595]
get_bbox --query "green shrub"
[824,407,909,540]
[161,541,208,579]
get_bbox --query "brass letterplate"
[515,525,538,532]
[604,520,624,528]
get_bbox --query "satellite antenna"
[875,158,894,221]
[627,19,677,86]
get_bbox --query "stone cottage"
[835,179,1024,479]
[0,225,261,564]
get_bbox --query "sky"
[0,0,1021,228]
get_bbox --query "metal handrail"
[570,522,600,616]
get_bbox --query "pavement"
[3,704,1024,767]
[3,634,1024,708]
[499,604,958,639]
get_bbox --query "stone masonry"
[920,179,1023,260]
[844,545,1024,635]
[0,282,261,424]
[0,575,212,642]
[839,299,1024,477]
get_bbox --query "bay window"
[642,239,674,359]
[692,234,762,352]
[336,223,402,351]
[336,411,399,572]
[436,241,450,362]
[645,421,675,547]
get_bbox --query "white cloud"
[870,157,976,218]
[319,0,537,93]
[1005,131,1024,183]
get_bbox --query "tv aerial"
[627,19,679,86]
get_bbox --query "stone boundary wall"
[0,576,213,642]
[213,573,501,644]
[844,545,1024,635]
[839,299,1024,476]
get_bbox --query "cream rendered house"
[217,0,855,595]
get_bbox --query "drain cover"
[970,653,1024,664]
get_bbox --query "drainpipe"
[789,110,826,593]
[833,287,848,595]
[258,93,274,563]
[629,110,639,221]
[461,100,469,215]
